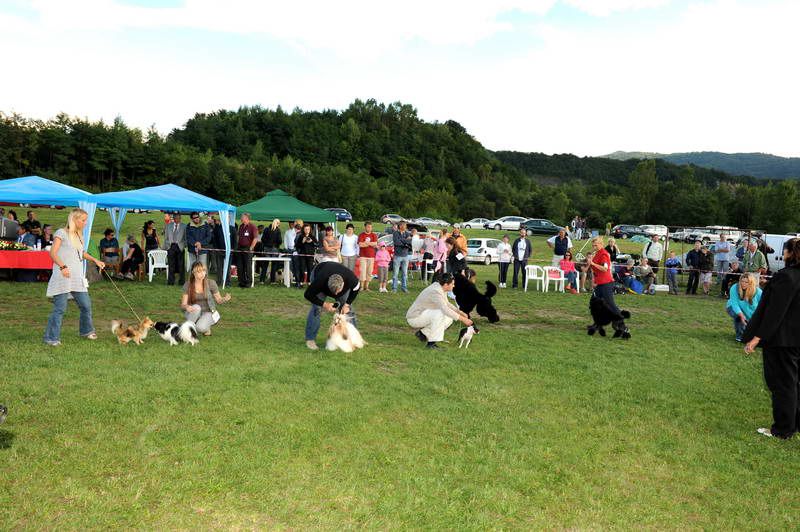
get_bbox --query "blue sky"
[1,0,798,157]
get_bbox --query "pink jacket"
[434,237,448,261]
[375,249,391,268]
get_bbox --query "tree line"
[1,101,798,233]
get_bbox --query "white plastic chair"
[147,249,169,282]
[524,265,545,292]
[543,266,566,292]
[423,259,435,283]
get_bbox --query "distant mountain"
[604,151,800,180]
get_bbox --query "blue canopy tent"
[91,184,236,286]
[0,175,97,250]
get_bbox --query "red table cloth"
[0,250,53,269]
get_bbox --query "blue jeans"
[44,291,95,343]
[392,255,410,291]
[565,271,577,289]
[305,300,357,341]
[727,306,746,340]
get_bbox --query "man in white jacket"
[406,272,473,349]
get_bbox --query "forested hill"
[1,100,798,233]
[605,151,800,180]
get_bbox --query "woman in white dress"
[43,208,106,346]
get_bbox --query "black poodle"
[588,294,631,339]
[453,271,500,323]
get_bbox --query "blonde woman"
[726,272,762,342]
[44,208,106,346]
[181,262,231,336]
[259,218,283,284]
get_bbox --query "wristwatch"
[59,264,68,270]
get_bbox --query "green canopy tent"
[236,190,336,224]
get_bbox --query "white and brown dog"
[326,313,365,353]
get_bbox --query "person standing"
[643,234,664,274]
[186,212,212,270]
[497,234,512,288]
[259,219,283,284]
[235,213,258,288]
[714,234,732,284]
[284,219,301,288]
[743,241,767,279]
[406,272,472,350]
[743,238,800,438]
[164,213,187,286]
[392,221,413,293]
[434,228,449,273]
[699,246,715,295]
[511,228,531,289]
[664,250,681,295]
[339,223,359,272]
[421,232,437,281]
[588,236,622,315]
[357,222,378,291]
[451,227,467,255]
[685,240,702,295]
[321,226,340,262]
[303,261,360,350]
[43,208,106,346]
[547,228,573,267]
[605,237,620,265]
[446,237,467,276]
[294,224,318,287]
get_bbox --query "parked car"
[484,216,529,231]
[324,207,352,222]
[688,226,742,244]
[466,238,502,265]
[638,224,668,239]
[521,218,562,236]
[412,216,437,226]
[458,218,489,229]
[671,227,704,242]
[381,213,404,224]
[612,224,642,239]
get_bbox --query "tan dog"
[111,317,154,345]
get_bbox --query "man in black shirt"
[304,261,360,350]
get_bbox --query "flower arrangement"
[0,241,30,251]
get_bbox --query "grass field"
[1,211,798,529]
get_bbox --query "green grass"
[1,211,798,529]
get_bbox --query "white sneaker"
[757,427,773,437]
[305,340,319,351]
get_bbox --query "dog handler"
[304,261,360,350]
[43,208,106,346]
[406,272,473,349]
[588,236,622,316]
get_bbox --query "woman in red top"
[589,236,622,315]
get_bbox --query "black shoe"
[426,342,440,349]
[415,330,427,343]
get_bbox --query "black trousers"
[686,271,699,294]
[121,258,142,275]
[593,282,623,317]
[235,246,252,287]
[213,250,227,286]
[649,259,660,275]
[259,247,280,283]
[297,256,315,285]
[167,244,185,285]
[763,346,800,439]
[498,262,510,284]
[512,259,527,288]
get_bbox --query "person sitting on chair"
[118,235,145,280]
[99,228,120,270]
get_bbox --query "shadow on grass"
[0,429,15,450]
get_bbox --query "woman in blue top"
[726,272,761,342]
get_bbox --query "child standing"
[665,250,681,295]
[375,242,392,293]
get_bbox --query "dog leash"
[102,269,143,323]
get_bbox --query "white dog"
[326,313,365,353]
[458,326,477,349]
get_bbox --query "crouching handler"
[304,261,360,350]
[406,272,472,349]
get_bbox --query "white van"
[762,234,795,272]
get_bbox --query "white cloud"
[564,0,671,17]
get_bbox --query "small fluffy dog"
[326,313,365,353]
[153,321,199,346]
[587,295,631,339]
[458,325,479,349]
[111,317,154,345]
